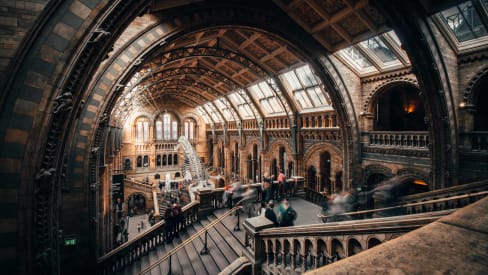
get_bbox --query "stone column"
[242,216,274,275]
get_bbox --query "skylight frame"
[333,31,411,77]
[279,64,333,112]
[249,80,286,116]
[203,102,224,123]
[434,0,488,53]
[227,91,255,119]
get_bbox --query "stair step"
[199,217,240,264]
[185,222,221,275]
[191,220,232,271]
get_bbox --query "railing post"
[242,216,274,275]
[168,254,172,275]
[200,231,209,255]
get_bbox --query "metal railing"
[138,197,254,275]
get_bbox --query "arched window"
[163,113,180,140]
[163,113,171,140]
[184,118,196,140]
[172,121,178,140]
[135,117,150,143]
[155,120,163,140]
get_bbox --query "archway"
[319,152,331,194]
[347,238,363,256]
[373,83,426,131]
[127,193,147,216]
[368,237,382,249]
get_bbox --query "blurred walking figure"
[278,199,297,227]
[264,200,279,227]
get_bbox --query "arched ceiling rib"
[111,0,408,126]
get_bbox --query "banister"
[97,201,199,264]
[317,190,488,220]
[138,202,246,275]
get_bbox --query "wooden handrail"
[317,190,488,219]
[138,197,255,275]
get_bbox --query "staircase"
[117,208,248,275]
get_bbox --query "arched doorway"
[127,193,147,216]
[319,152,331,194]
[308,165,317,190]
[374,84,426,131]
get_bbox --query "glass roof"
[214,97,238,122]
[203,103,223,123]
[249,79,285,115]
[279,64,332,111]
[227,91,255,119]
[440,1,488,42]
[196,106,212,124]
[334,30,410,76]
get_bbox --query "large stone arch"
[362,165,394,185]
[463,66,488,105]
[365,78,420,114]
[374,0,457,189]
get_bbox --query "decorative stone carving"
[52,92,74,114]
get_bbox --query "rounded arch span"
[347,237,363,256]
[463,66,488,105]
[362,165,394,184]
[364,78,419,114]
[4,1,358,273]
[396,168,431,190]
[303,142,342,166]
[267,139,293,157]
[367,236,382,249]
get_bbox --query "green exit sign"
[64,238,77,246]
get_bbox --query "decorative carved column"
[242,216,274,275]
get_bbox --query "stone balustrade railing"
[460,131,488,152]
[243,210,452,274]
[368,131,429,148]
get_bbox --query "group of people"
[262,198,297,227]
[163,199,184,243]
[320,189,358,222]
[262,170,293,202]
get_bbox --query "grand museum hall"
[0,0,488,274]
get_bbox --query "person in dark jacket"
[264,200,279,227]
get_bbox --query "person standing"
[264,200,279,227]
[277,170,286,200]
[278,199,297,227]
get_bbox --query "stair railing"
[317,190,488,222]
[97,201,200,274]
[138,196,255,275]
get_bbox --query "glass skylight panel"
[341,46,374,69]
[388,31,402,46]
[282,71,302,90]
[360,37,397,63]
[294,90,314,109]
[295,65,318,86]
[249,81,285,115]
[440,1,488,42]
[307,86,329,106]
[258,82,274,97]
[214,99,235,121]
[279,65,332,110]
[204,103,223,123]
[196,106,212,124]
[228,92,254,119]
